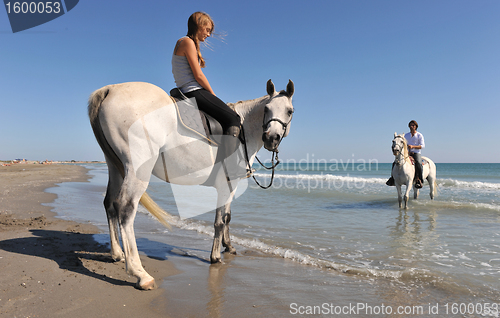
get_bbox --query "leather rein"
[241,111,293,189]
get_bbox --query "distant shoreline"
[1,160,105,166]
[2,160,499,167]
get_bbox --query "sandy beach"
[0,164,178,318]
[5,163,486,318]
[0,164,330,318]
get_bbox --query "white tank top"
[171,39,202,93]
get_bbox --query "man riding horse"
[387,120,425,189]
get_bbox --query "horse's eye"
[288,109,294,116]
[264,107,269,113]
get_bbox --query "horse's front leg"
[404,180,413,209]
[211,181,237,263]
[211,206,224,263]
[222,203,236,254]
[211,205,236,263]
[396,184,403,208]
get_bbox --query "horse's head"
[262,79,294,151]
[392,132,406,156]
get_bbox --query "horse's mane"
[227,95,270,118]
[227,90,290,118]
[399,134,410,163]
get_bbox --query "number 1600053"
[5,2,62,14]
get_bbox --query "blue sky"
[1,0,499,163]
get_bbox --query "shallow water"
[46,162,500,317]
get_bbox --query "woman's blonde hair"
[187,12,214,68]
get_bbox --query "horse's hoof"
[111,253,125,262]
[223,246,237,255]
[210,257,222,264]
[136,278,157,290]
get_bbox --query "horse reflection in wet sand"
[88,80,294,289]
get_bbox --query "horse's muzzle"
[262,132,281,151]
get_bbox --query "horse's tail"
[88,87,116,169]
[88,86,109,124]
[139,193,174,230]
[87,86,173,230]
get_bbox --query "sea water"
[46,162,500,316]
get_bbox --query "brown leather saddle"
[169,88,223,146]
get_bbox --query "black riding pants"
[184,88,241,133]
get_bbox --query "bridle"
[262,116,292,134]
[392,135,409,166]
[241,105,294,189]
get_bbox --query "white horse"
[391,133,437,209]
[88,80,294,289]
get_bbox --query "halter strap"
[262,117,290,130]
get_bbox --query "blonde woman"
[172,12,248,179]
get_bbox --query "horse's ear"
[267,79,275,96]
[286,79,294,97]
[394,132,397,138]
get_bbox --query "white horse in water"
[88,80,294,289]
[391,133,437,209]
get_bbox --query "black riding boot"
[386,176,395,186]
[386,162,396,186]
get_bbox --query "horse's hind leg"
[115,166,155,290]
[428,176,436,200]
[104,157,125,262]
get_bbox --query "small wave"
[156,215,447,284]
[437,178,500,190]
[253,172,386,185]
[473,202,500,212]
[255,173,500,191]
[413,199,500,212]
